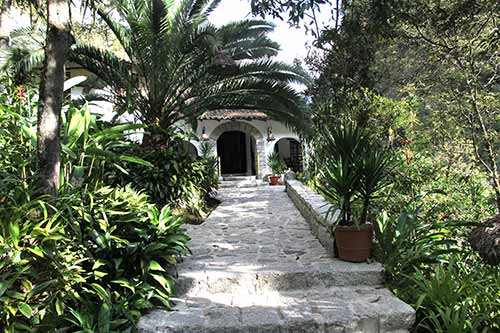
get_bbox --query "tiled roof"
[199,110,269,121]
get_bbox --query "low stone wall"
[285,180,339,257]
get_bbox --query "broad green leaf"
[8,222,19,246]
[118,154,154,167]
[55,297,64,316]
[151,274,173,293]
[21,125,36,146]
[92,260,107,270]
[94,271,108,278]
[90,283,110,301]
[27,246,44,258]
[19,302,32,318]
[111,279,135,293]
[0,281,9,297]
[67,109,87,147]
[148,260,166,272]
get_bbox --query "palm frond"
[77,0,309,137]
[95,6,133,58]
[232,60,312,85]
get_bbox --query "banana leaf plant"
[18,86,152,190]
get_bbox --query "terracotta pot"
[334,223,373,262]
[269,175,281,185]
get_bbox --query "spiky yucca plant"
[68,0,311,141]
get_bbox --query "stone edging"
[285,180,339,257]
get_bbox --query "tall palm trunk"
[0,1,10,49]
[37,0,72,194]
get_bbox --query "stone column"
[256,138,267,179]
[245,134,252,176]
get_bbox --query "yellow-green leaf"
[27,246,44,258]
[19,302,32,318]
[149,260,166,272]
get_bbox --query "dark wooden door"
[217,131,247,174]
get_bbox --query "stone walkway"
[139,185,414,332]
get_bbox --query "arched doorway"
[217,131,256,175]
[209,122,266,178]
[274,138,303,172]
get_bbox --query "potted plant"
[267,152,286,185]
[315,123,392,262]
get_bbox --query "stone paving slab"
[139,287,415,333]
[138,185,415,332]
[177,186,383,295]
[218,178,267,188]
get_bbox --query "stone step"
[222,175,257,181]
[138,287,415,333]
[219,179,266,188]
[176,261,384,296]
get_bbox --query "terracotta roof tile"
[199,110,269,121]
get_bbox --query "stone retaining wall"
[285,180,339,257]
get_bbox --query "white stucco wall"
[192,119,300,178]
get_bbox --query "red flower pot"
[269,175,281,185]
[334,223,373,262]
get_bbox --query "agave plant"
[66,0,310,141]
[315,122,393,226]
[267,152,286,175]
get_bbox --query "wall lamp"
[267,127,275,142]
[201,126,209,140]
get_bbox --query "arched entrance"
[209,122,266,178]
[274,137,303,172]
[217,131,256,175]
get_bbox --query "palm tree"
[69,0,311,143]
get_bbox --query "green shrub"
[403,258,500,332]
[67,185,190,331]
[0,186,190,332]
[267,152,287,175]
[110,138,217,219]
[0,88,190,331]
[199,141,219,191]
[374,198,500,332]
[373,198,460,285]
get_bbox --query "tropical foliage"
[0,83,190,331]
[298,0,500,331]
[110,137,218,222]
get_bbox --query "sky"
[3,0,333,65]
[209,0,332,64]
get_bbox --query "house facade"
[65,66,305,180]
[192,110,303,179]
[63,65,304,180]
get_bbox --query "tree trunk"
[470,215,500,266]
[0,1,10,49]
[470,89,500,214]
[37,0,72,194]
